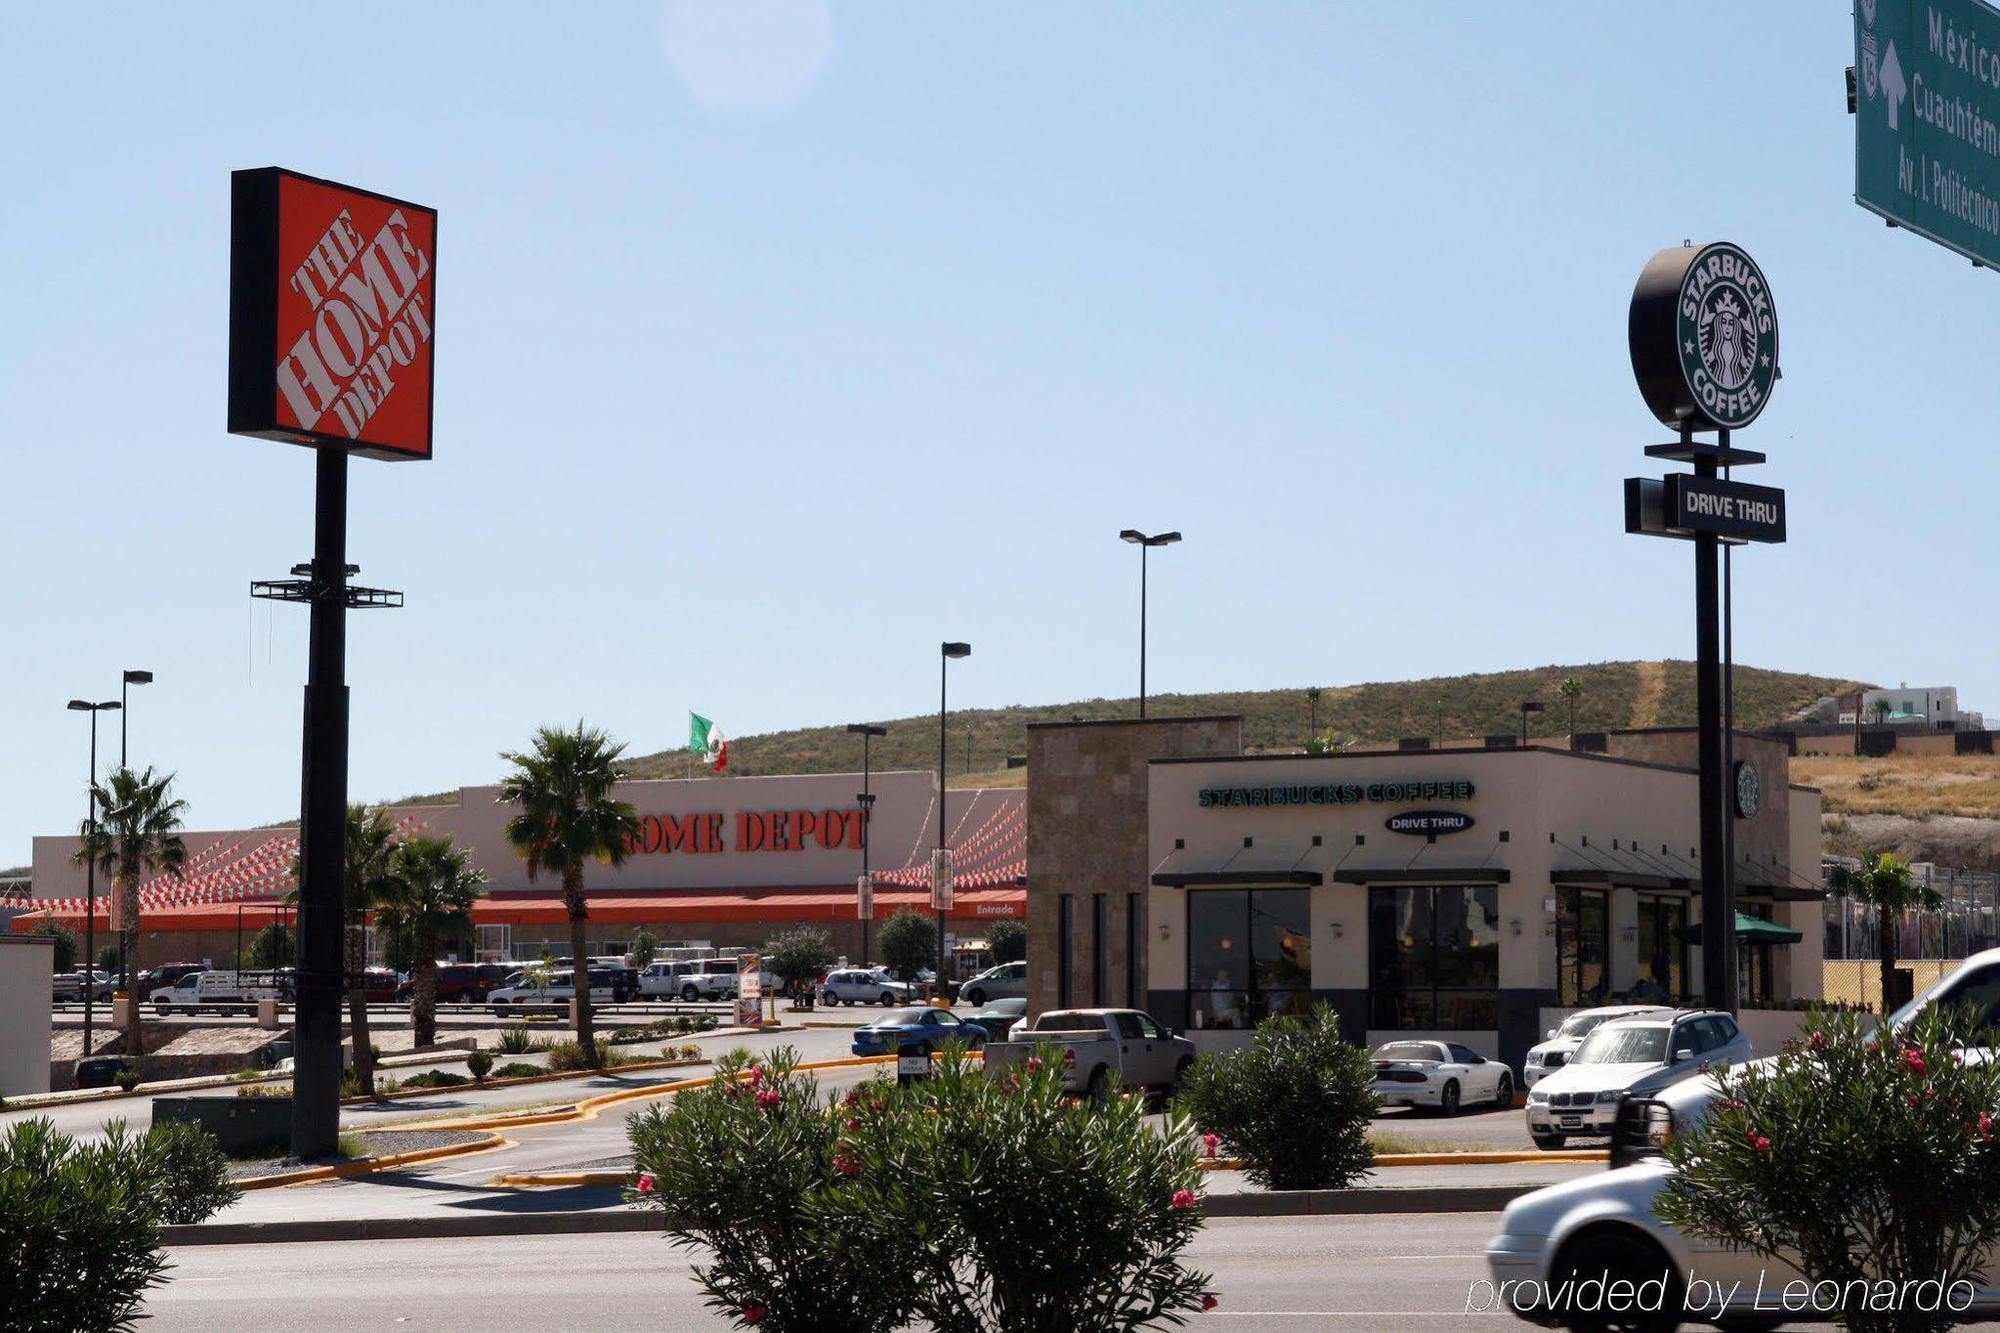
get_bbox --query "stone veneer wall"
[1025,716,1243,1021]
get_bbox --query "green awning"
[1678,913,1802,946]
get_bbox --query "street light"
[847,723,888,967]
[67,698,121,1062]
[938,642,971,995]
[117,669,152,992]
[1119,530,1181,719]
[1520,700,1545,745]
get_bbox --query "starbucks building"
[1026,718,1823,1072]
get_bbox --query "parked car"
[588,957,639,1002]
[961,997,1028,1041]
[820,967,913,1007]
[351,968,401,1003]
[957,960,1027,1007]
[1521,1004,1674,1088]
[640,958,715,998]
[851,1006,987,1058]
[983,1008,1196,1102]
[395,962,510,1004]
[1524,1010,1752,1149]
[151,970,283,1015]
[53,970,114,1002]
[677,958,740,1001]
[134,963,206,996]
[1371,1039,1514,1116]
[486,968,614,1013]
[1488,952,2000,1330]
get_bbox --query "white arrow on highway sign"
[1881,40,1906,129]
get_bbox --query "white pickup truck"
[1486,948,2000,1330]
[983,1007,1197,1102]
[151,970,284,1015]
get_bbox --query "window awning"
[1150,870,1322,889]
[1678,913,1803,945]
[1551,869,1690,893]
[1331,868,1510,885]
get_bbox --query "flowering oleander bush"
[628,1046,1213,1332]
[1657,1007,2000,1333]
[1175,1004,1377,1190]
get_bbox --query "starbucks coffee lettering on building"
[1198,779,1474,808]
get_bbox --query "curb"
[1196,1149,1604,1171]
[167,1183,1542,1246]
[237,1131,510,1191]
[337,1057,706,1105]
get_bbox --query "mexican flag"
[689,712,729,771]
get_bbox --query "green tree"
[1830,849,1944,1012]
[878,910,936,988]
[498,722,639,1064]
[339,805,403,1096]
[762,927,837,994]
[630,929,660,968]
[1304,685,1323,745]
[1557,675,1583,739]
[75,766,187,1057]
[985,919,1027,964]
[240,923,293,971]
[30,920,78,974]
[379,833,488,1048]
[1871,696,1893,725]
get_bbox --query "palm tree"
[1870,698,1894,726]
[75,767,187,1057]
[1829,850,1943,1012]
[288,804,406,1093]
[378,834,488,1048]
[498,723,639,1063]
[1304,686,1323,746]
[1558,676,1584,743]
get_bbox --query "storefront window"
[1634,896,1687,1004]
[1186,888,1311,1030]
[1556,888,1609,1007]
[1739,903,1774,1006]
[1368,885,1499,1029]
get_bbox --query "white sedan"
[1371,1039,1514,1116]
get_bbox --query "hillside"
[614,661,1865,784]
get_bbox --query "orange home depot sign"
[624,807,866,856]
[228,167,436,460]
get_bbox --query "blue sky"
[3,2,1993,866]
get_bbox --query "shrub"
[494,1061,542,1079]
[985,919,1027,964]
[842,1048,1213,1330]
[1658,1006,2000,1330]
[466,1050,493,1081]
[762,927,838,991]
[113,1071,141,1092]
[141,1120,242,1225]
[607,1026,651,1045]
[237,1083,290,1099]
[628,1049,916,1331]
[29,920,79,974]
[399,1070,469,1090]
[1176,1004,1376,1191]
[546,1041,639,1072]
[495,1026,548,1055]
[0,1118,170,1328]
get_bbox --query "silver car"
[957,960,1027,1007]
[821,968,912,1007]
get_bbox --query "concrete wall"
[1025,717,1243,1021]
[1,934,54,1096]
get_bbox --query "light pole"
[847,723,887,967]
[116,669,152,993]
[67,698,120,1061]
[938,642,971,995]
[1520,700,1544,745]
[1119,530,1181,718]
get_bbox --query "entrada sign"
[228,167,438,460]
[625,807,866,856]
[1198,780,1474,809]
[1385,810,1475,836]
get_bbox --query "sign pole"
[1691,429,1736,1012]
[293,443,350,1161]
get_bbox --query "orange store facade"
[16,772,1024,969]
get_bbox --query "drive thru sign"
[1856,0,2000,270]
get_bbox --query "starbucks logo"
[1674,243,1778,430]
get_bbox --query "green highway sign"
[1856,0,2000,268]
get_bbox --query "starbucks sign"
[1628,242,1779,432]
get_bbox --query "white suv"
[1522,1005,1674,1089]
[1525,1010,1751,1149]
[820,968,912,1007]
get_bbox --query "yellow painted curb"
[238,1130,513,1191]
[337,1057,706,1105]
[1194,1148,1604,1171]
[492,1169,631,1187]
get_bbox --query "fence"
[1822,864,2000,963]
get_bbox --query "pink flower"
[844,1088,861,1106]
[1808,1030,1829,1052]
[1909,1094,1923,1108]
[1171,1188,1198,1211]
[636,1171,655,1195]
[1201,1294,1218,1312]
[748,1065,765,1087]
[1026,1057,1043,1072]
[1742,1128,1770,1151]
[1980,1113,1994,1140]
[756,1088,781,1108]
[834,1154,862,1177]
[1754,1135,1771,1151]
[1202,1133,1220,1158]
[1904,1048,1928,1077]
[1696,1061,1711,1075]
[846,1117,862,1132]
[741,1304,767,1326]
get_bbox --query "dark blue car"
[851,1006,986,1057]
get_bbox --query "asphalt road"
[145,1214,1544,1330]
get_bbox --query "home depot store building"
[17,772,1023,966]
[1026,717,1825,1072]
